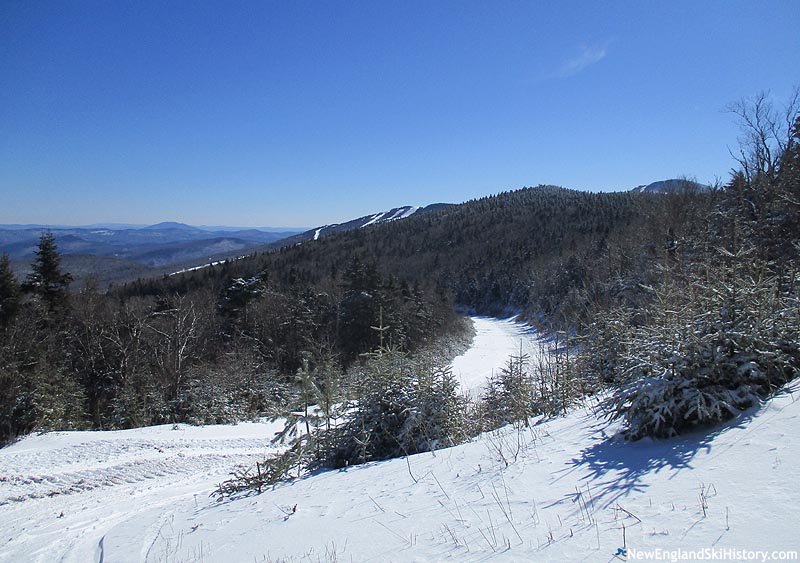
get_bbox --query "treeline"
[0,234,467,445]
[120,183,712,335]
[2,91,797,449]
[0,178,716,446]
[581,93,800,438]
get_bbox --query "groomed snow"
[360,212,388,228]
[385,206,420,221]
[359,206,422,229]
[169,255,248,276]
[2,317,799,562]
[450,316,547,395]
[0,420,289,563]
[312,226,330,241]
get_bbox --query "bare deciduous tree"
[727,87,799,182]
[147,295,201,402]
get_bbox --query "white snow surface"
[450,316,548,395]
[360,206,421,229]
[360,212,387,228]
[2,317,799,562]
[169,256,248,276]
[313,226,335,241]
[389,206,420,221]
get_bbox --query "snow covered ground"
[0,421,288,563]
[2,316,799,562]
[450,315,548,394]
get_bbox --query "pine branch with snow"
[597,255,800,439]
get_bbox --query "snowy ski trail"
[0,316,534,563]
[0,422,286,563]
[2,316,797,562]
[450,315,548,394]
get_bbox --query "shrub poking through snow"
[481,337,581,430]
[317,343,468,468]
[482,348,536,428]
[214,441,310,498]
[213,322,471,496]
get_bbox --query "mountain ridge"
[630,178,711,193]
[2,204,452,286]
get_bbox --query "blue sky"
[1,1,798,227]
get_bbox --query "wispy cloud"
[558,43,608,78]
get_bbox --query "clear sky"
[1,1,798,227]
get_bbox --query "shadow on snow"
[556,395,781,509]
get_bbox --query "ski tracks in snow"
[1,435,272,504]
[0,316,545,563]
[0,422,284,563]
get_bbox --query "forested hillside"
[1,93,798,459]
[0,180,711,447]
[121,183,714,332]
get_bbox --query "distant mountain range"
[0,222,302,232]
[2,205,450,286]
[1,223,300,287]
[4,180,698,287]
[0,224,301,264]
[630,178,711,193]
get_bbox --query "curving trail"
[450,316,548,395]
[5,317,794,562]
[0,316,543,563]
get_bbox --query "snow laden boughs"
[318,343,468,469]
[217,274,266,332]
[482,349,535,427]
[214,331,471,498]
[597,252,800,440]
[585,94,800,441]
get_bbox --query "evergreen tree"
[775,116,800,258]
[0,253,20,325]
[24,232,72,312]
[339,255,382,359]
